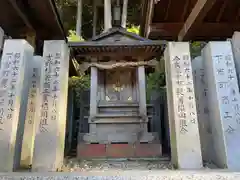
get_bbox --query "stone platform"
[77,143,162,159]
[1,171,240,180]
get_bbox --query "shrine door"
[104,68,137,103]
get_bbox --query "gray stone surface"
[0,27,4,50]
[202,41,240,170]
[0,40,34,171]
[21,56,43,168]
[0,170,240,180]
[32,41,70,172]
[164,42,202,169]
[231,32,240,88]
[192,56,213,162]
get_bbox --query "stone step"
[77,143,162,159]
[98,101,139,107]
[79,132,159,144]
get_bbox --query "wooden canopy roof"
[0,0,66,40]
[69,27,165,63]
[140,0,240,41]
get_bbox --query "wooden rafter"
[216,0,228,22]
[140,0,155,37]
[164,0,171,21]
[181,0,190,21]
[150,22,240,40]
[178,0,216,41]
[8,0,34,31]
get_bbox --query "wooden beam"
[143,0,155,38]
[178,0,216,41]
[216,0,228,22]
[8,0,34,31]
[104,0,112,31]
[164,0,171,21]
[181,0,190,21]
[150,22,240,40]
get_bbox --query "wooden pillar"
[121,0,128,28]
[137,66,147,120]
[104,0,112,31]
[89,66,98,119]
[76,0,82,37]
[92,0,97,37]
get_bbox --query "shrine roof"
[0,0,66,40]
[69,27,166,60]
[140,0,240,41]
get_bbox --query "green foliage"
[127,25,140,35]
[190,41,207,58]
[67,30,84,41]
[146,70,166,102]
[69,75,90,105]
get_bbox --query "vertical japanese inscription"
[213,51,240,134]
[39,53,61,132]
[173,54,196,135]
[0,52,21,131]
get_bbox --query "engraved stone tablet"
[32,40,70,171]
[192,56,213,162]
[0,40,33,171]
[20,56,43,167]
[202,41,240,170]
[164,42,202,169]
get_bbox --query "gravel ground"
[61,158,218,172]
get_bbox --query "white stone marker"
[202,41,240,170]
[231,32,240,88]
[192,56,213,162]
[164,42,202,169]
[0,40,33,171]
[20,56,43,168]
[32,40,69,171]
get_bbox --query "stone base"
[79,132,159,144]
[77,143,162,159]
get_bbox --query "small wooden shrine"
[70,27,165,157]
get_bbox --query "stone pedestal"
[0,40,34,171]
[202,41,240,170]
[20,56,43,168]
[192,56,213,162]
[164,42,202,169]
[32,40,70,172]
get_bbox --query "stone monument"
[164,42,202,169]
[192,56,213,162]
[20,56,43,168]
[32,40,70,171]
[0,39,34,171]
[202,41,240,170]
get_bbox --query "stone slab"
[164,42,202,169]
[80,132,159,143]
[1,171,240,180]
[135,144,162,157]
[20,56,43,168]
[77,144,106,158]
[106,144,134,158]
[202,41,240,170]
[0,40,34,171]
[32,41,70,172]
[192,56,213,162]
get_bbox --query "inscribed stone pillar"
[192,56,213,162]
[202,41,240,170]
[20,56,43,168]
[0,40,34,171]
[137,66,147,120]
[32,40,69,171]
[164,42,202,169]
[231,32,240,88]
